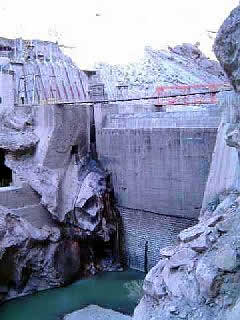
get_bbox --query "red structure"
[155,83,231,107]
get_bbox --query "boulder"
[168,248,197,269]
[214,6,240,91]
[214,245,237,272]
[64,305,131,320]
[178,225,206,243]
[190,234,209,253]
[196,259,218,298]
[159,245,176,258]
[0,207,81,302]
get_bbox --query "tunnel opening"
[0,149,12,187]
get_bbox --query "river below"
[0,269,144,320]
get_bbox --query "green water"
[0,270,144,320]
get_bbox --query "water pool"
[0,270,145,320]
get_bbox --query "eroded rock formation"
[133,5,240,320]
[214,6,240,92]
[0,103,120,302]
[0,205,73,302]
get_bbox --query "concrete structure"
[95,103,220,270]
[5,104,91,223]
[119,207,195,270]
[0,37,89,106]
[202,92,240,211]
[0,184,56,228]
[0,57,14,107]
[0,36,224,275]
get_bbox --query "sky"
[0,0,239,68]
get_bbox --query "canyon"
[0,4,240,320]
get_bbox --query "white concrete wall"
[0,72,14,107]
[95,104,218,220]
[202,92,240,211]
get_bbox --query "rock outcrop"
[133,5,240,320]
[0,106,120,302]
[214,6,240,92]
[133,194,240,320]
[0,205,74,302]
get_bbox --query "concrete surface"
[97,126,216,219]
[0,184,40,209]
[0,37,88,106]
[95,103,218,269]
[202,92,240,211]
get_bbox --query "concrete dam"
[0,102,220,271]
[95,103,220,270]
[0,37,226,303]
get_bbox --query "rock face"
[0,205,78,302]
[133,5,240,320]
[0,107,120,301]
[134,198,240,320]
[214,6,240,91]
[97,43,227,99]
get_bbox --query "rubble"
[134,197,240,320]
[0,108,38,152]
[97,43,227,99]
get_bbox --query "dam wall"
[95,104,220,270]
[202,92,240,211]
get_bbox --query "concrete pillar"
[0,57,14,107]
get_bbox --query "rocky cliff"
[133,6,240,320]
